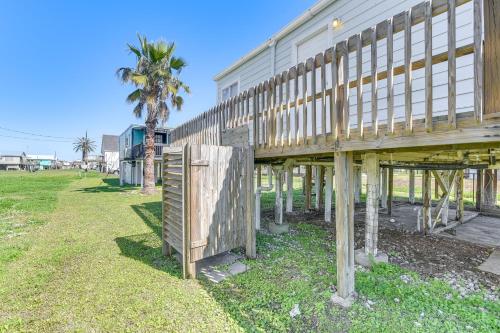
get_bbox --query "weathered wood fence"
[171,0,499,157]
[162,144,255,278]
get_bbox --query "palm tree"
[117,34,189,194]
[73,132,96,166]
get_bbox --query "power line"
[0,125,75,139]
[0,126,100,141]
[0,133,73,143]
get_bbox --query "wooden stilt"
[354,166,362,204]
[286,165,294,213]
[325,166,333,223]
[441,171,450,226]
[274,167,284,225]
[476,169,483,211]
[364,153,380,256]
[409,169,415,204]
[381,167,388,209]
[267,165,273,187]
[387,168,394,215]
[456,169,464,223]
[483,169,495,208]
[305,165,312,211]
[422,170,432,234]
[494,170,498,205]
[315,166,322,210]
[335,151,355,299]
[318,166,325,209]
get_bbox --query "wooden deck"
[167,0,500,300]
[172,0,499,166]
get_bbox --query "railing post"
[484,0,499,116]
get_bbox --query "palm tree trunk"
[143,120,156,194]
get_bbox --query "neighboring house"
[86,155,102,170]
[101,134,119,174]
[0,152,27,171]
[119,124,171,186]
[27,154,57,170]
[214,0,475,125]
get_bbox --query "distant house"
[119,124,171,186]
[0,152,27,171]
[27,154,57,170]
[101,135,119,174]
[86,155,102,170]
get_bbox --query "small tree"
[73,132,96,167]
[117,34,189,194]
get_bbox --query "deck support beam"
[305,165,312,211]
[476,169,483,211]
[409,170,415,204]
[456,169,464,223]
[325,166,333,223]
[387,168,394,215]
[381,167,388,209]
[315,166,325,210]
[354,166,362,204]
[334,151,355,300]
[483,169,496,209]
[364,153,380,256]
[286,165,294,213]
[274,166,284,225]
[422,170,432,234]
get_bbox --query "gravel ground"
[264,205,499,301]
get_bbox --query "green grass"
[0,171,498,332]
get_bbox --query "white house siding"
[216,48,271,103]
[104,151,119,172]
[215,0,475,139]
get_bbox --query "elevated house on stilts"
[163,0,500,305]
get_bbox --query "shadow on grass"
[115,200,182,277]
[130,202,162,238]
[115,232,182,278]
[77,177,132,193]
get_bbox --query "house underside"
[165,0,500,303]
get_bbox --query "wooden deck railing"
[172,0,497,157]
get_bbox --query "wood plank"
[320,53,327,139]
[404,10,413,132]
[356,34,363,137]
[387,18,394,134]
[371,27,378,136]
[484,0,498,115]
[311,56,317,143]
[448,0,456,128]
[342,42,350,138]
[334,151,354,299]
[425,1,433,132]
[302,61,309,145]
[331,46,339,140]
[473,0,483,121]
[285,70,291,146]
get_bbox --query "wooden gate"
[162,144,254,278]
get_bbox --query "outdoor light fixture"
[332,18,342,29]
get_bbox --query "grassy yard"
[0,171,498,332]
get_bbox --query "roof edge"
[213,0,335,81]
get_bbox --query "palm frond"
[126,89,143,103]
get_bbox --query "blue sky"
[0,0,316,160]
